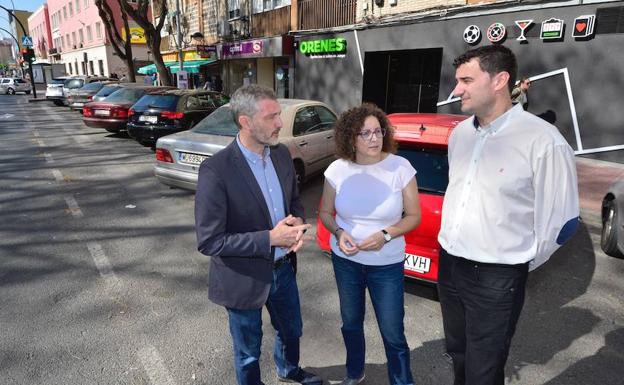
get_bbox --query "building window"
[228,0,240,19]
[61,36,65,49]
[68,63,72,74]
[253,0,290,13]
[63,6,67,20]
[84,0,89,8]
[79,29,84,44]
[96,22,101,39]
[98,59,104,76]
[69,2,73,17]
[87,26,92,41]
[72,32,77,47]
[76,0,80,13]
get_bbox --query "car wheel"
[25,90,31,94]
[294,161,304,192]
[53,100,63,106]
[105,128,119,133]
[601,199,623,258]
[7,87,15,95]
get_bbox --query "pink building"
[45,0,150,77]
[28,4,54,62]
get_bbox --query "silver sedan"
[154,99,337,191]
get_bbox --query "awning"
[137,63,157,75]
[169,59,217,74]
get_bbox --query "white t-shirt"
[324,154,416,266]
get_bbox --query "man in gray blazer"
[195,85,322,385]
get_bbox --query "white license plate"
[74,102,84,107]
[139,115,158,123]
[179,152,208,165]
[94,109,110,116]
[404,253,431,274]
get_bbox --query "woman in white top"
[319,103,421,385]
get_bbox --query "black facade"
[294,2,624,163]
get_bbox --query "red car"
[82,85,174,133]
[316,113,465,283]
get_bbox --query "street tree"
[94,0,136,82]
[119,0,172,86]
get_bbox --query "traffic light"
[20,47,35,62]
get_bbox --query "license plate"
[179,152,208,165]
[94,109,110,116]
[74,102,84,107]
[404,253,431,274]
[139,115,158,123]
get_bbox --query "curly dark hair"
[334,103,397,162]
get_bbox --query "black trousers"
[437,249,529,385]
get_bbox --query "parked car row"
[46,75,110,106]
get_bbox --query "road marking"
[52,169,64,183]
[1,113,15,119]
[86,242,120,286]
[44,153,54,163]
[64,194,84,218]
[33,131,40,137]
[36,139,45,147]
[138,345,178,385]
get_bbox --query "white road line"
[64,194,84,218]
[86,242,120,286]
[33,131,40,137]
[138,345,178,385]
[44,153,54,163]
[52,169,64,183]
[36,139,45,147]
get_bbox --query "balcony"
[299,0,356,30]
[251,6,291,37]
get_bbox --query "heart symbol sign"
[576,22,587,32]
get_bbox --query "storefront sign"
[541,18,564,40]
[573,15,595,38]
[122,27,147,44]
[222,41,264,58]
[515,19,533,42]
[299,38,347,58]
[463,25,481,44]
[196,45,217,59]
[486,23,506,43]
[177,70,188,89]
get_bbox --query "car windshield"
[191,106,238,136]
[64,79,84,89]
[49,78,66,85]
[81,82,104,91]
[397,147,448,195]
[95,85,121,97]
[104,88,146,103]
[133,94,179,110]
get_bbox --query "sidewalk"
[577,156,624,215]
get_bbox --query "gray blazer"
[194,140,304,309]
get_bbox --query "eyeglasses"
[357,127,387,141]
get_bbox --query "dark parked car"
[127,90,229,146]
[67,81,118,112]
[602,178,624,258]
[82,85,174,133]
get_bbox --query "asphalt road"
[1,94,623,385]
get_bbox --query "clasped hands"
[337,229,385,256]
[269,215,312,253]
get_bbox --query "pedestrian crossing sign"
[21,36,33,47]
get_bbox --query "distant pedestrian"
[151,72,158,86]
[109,73,118,79]
[203,77,213,91]
[511,76,531,110]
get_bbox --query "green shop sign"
[299,38,347,58]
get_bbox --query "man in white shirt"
[437,45,579,385]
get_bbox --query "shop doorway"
[362,48,442,113]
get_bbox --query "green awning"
[170,59,217,74]
[137,63,157,75]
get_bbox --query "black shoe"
[278,368,323,384]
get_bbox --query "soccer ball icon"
[463,25,481,44]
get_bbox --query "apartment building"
[46,0,150,77]
[28,4,54,62]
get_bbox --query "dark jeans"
[437,249,529,385]
[226,260,302,385]
[332,252,414,385]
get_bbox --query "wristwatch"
[381,229,392,243]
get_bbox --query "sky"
[0,0,44,41]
